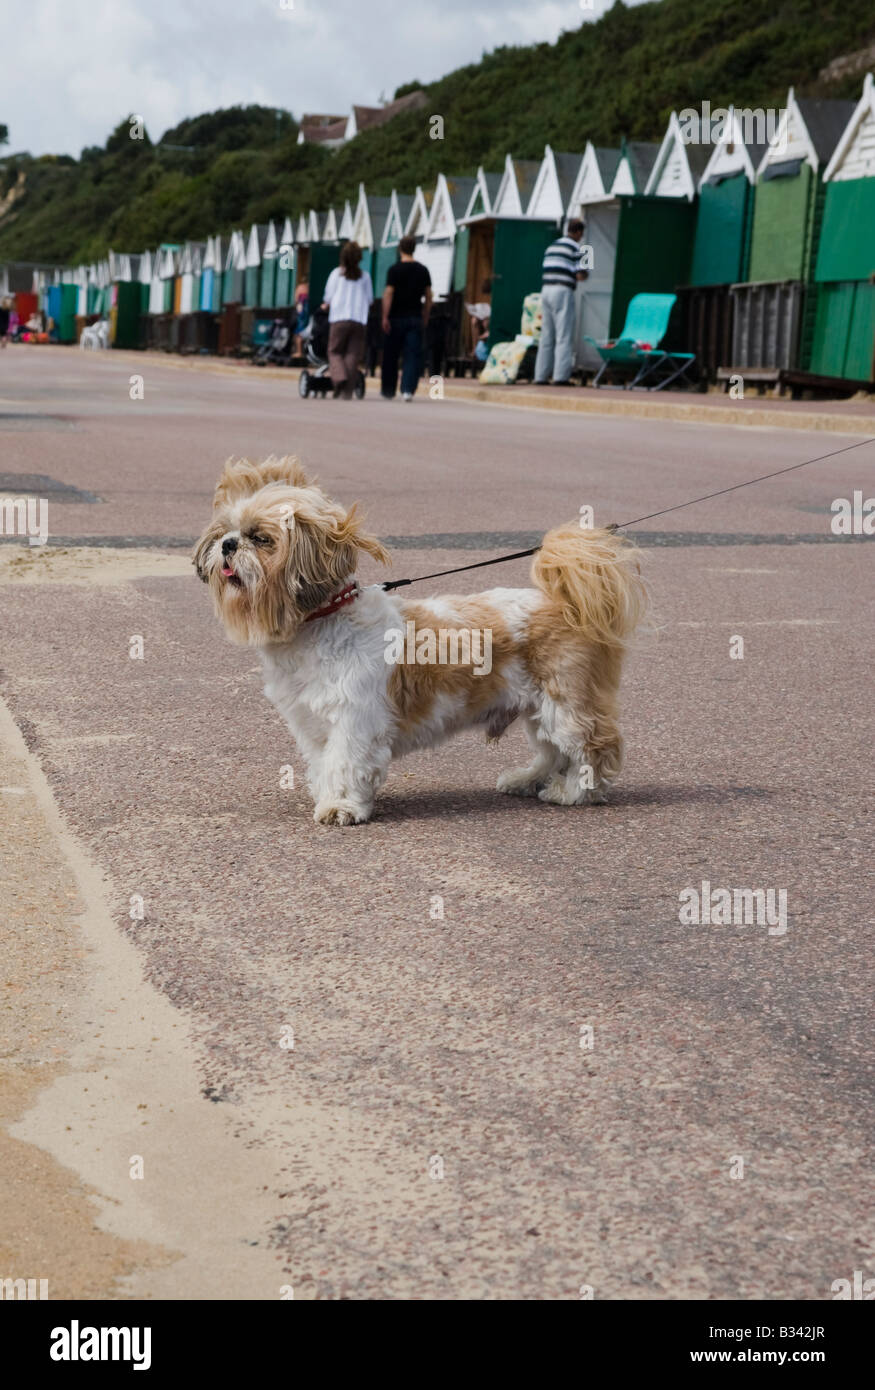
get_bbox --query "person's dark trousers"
[381,314,424,397]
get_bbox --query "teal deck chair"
[585,293,695,390]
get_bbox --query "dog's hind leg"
[496,715,564,798]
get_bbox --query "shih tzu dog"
[193,456,646,826]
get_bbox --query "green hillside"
[1,0,873,263]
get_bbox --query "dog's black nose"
[222,537,238,556]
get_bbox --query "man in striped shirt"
[534,219,587,386]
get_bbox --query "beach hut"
[565,143,622,216]
[199,237,220,312]
[344,183,391,295]
[727,88,856,375]
[404,185,432,248]
[809,74,875,382]
[338,200,354,241]
[653,110,755,380]
[457,192,557,349]
[322,208,339,243]
[644,114,711,201]
[417,173,476,299]
[373,190,413,294]
[294,214,311,289]
[222,231,247,305]
[179,242,204,314]
[527,146,586,222]
[352,184,392,251]
[610,141,660,196]
[274,218,296,307]
[688,109,764,287]
[244,225,271,307]
[563,136,695,370]
[257,222,279,308]
[490,154,542,218]
[462,167,503,222]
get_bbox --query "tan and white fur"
[194,456,647,826]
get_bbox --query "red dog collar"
[305,581,361,623]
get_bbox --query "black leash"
[380,435,875,591]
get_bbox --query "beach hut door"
[576,202,618,369]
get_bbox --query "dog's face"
[193,456,388,645]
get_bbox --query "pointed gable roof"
[462,167,502,220]
[382,190,414,246]
[566,142,621,212]
[404,185,432,238]
[426,173,477,240]
[697,107,763,187]
[338,200,354,239]
[823,73,875,181]
[528,145,586,219]
[352,183,392,248]
[611,141,660,195]
[758,88,855,178]
[492,154,542,217]
[645,113,711,199]
[322,207,339,241]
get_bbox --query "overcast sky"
[2,0,634,157]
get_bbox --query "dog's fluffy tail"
[532,524,647,647]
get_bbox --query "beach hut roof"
[461,167,502,220]
[696,108,768,188]
[337,200,354,239]
[611,141,660,195]
[822,73,875,181]
[382,191,414,246]
[426,173,476,240]
[645,113,712,200]
[758,88,856,179]
[352,184,392,247]
[565,143,621,211]
[322,208,339,241]
[404,185,433,238]
[492,155,542,217]
[528,146,586,219]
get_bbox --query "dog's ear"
[283,504,389,612]
[192,516,225,582]
[339,503,390,567]
[214,455,312,508]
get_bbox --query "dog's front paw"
[496,768,542,797]
[313,799,371,827]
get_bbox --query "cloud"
[2,0,611,156]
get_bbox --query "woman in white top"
[321,241,374,400]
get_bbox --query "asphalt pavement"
[1,346,872,1299]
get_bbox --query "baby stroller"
[254,318,292,367]
[298,307,365,399]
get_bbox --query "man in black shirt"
[381,236,433,400]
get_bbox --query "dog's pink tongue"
[221,566,235,577]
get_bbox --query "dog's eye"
[250,534,272,547]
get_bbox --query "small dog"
[194,456,647,826]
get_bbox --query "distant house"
[345,90,427,140]
[296,114,348,148]
[297,91,427,148]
